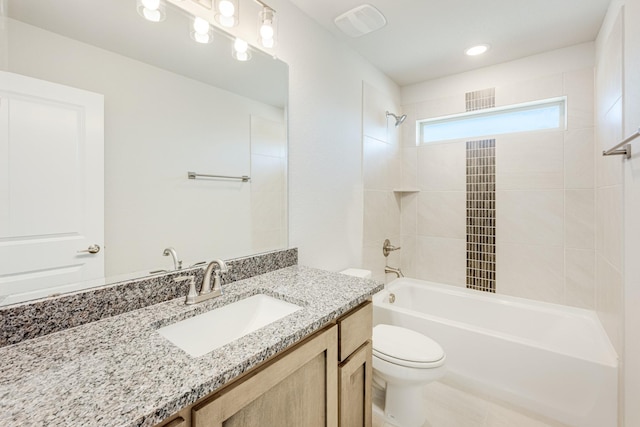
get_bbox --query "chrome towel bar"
[602,128,640,159]
[188,171,251,182]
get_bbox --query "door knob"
[77,244,100,254]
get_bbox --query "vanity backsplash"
[0,249,297,347]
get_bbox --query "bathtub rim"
[374,277,618,368]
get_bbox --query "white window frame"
[416,96,567,145]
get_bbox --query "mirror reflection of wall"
[0,0,288,305]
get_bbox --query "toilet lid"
[373,324,445,368]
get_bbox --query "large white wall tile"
[601,185,624,271]
[496,190,564,246]
[417,141,466,191]
[496,242,564,304]
[417,191,466,239]
[496,132,564,190]
[597,98,624,188]
[251,154,286,193]
[496,73,563,107]
[363,190,401,247]
[565,248,596,309]
[416,236,466,286]
[564,68,595,130]
[363,136,401,191]
[595,253,623,354]
[564,128,595,189]
[565,189,595,249]
[400,192,417,236]
[401,147,418,188]
[400,234,416,278]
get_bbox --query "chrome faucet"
[201,259,228,295]
[384,266,404,278]
[176,259,229,305]
[163,247,182,270]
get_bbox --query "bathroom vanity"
[155,302,373,427]
[0,265,382,427]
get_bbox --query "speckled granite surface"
[0,266,383,427]
[0,249,297,347]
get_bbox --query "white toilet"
[372,324,446,426]
[339,268,447,427]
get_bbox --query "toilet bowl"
[372,324,446,427]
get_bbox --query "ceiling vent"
[334,4,387,38]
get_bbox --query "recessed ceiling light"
[465,44,490,56]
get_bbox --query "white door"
[0,71,104,302]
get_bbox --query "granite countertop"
[0,266,383,427]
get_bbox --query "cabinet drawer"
[338,301,372,362]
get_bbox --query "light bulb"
[234,38,248,53]
[193,17,209,34]
[143,8,162,22]
[142,0,160,11]
[465,44,490,56]
[218,15,235,28]
[235,51,249,61]
[260,23,274,40]
[194,33,211,44]
[261,37,274,48]
[218,0,235,17]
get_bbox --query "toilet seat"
[373,324,445,369]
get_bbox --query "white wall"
[597,0,640,425]
[268,0,400,271]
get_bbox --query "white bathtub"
[373,278,618,427]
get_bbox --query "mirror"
[0,0,288,305]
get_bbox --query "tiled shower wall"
[362,82,403,283]
[398,61,597,308]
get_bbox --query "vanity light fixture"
[465,44,490,56]
[257,4,277,49]
[233,37,251,61]
[137,0,166,22]
[215,0,238,28]
[191,16,213,43]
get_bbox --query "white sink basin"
[157,294,302,357]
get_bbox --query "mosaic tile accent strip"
[0,248,297,347]
[465,88,495,111]
[466,140,496,293]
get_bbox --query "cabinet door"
[192,325,338,427]
[339,341,372,427]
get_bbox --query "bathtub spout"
[384,266,404,278]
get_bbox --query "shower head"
[386,111,407,127]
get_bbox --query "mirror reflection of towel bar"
[187,171,251,182]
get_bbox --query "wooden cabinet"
[154,301,372,427]
[339,342,372,427]
[337,302,373,427]
[192,325,338,427]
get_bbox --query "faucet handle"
[383,239,402,257]
[174,276,197,305]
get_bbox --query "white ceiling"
[288,0,611,86]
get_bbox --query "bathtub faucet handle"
[383,239,401,257]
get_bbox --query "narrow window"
[417,97,566,144]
